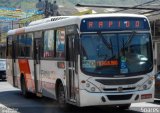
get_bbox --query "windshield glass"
[80,33,153,77]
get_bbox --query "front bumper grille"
[103,87,136,92]
[107,94,132,101]
[96,77,142,85]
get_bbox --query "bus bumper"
[79,88,154,107]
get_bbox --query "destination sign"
[80,17,150,32]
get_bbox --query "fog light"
[91,87,96,92]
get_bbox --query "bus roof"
[28,16,71,26]
[8,13,148,36]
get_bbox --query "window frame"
[42,29,55,59]
[41,27,66,61]
[6,36,13,59]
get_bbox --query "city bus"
[6,14,155,109]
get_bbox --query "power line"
[114,0,159,13]
[76,3,160,11]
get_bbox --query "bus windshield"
[80,33,153,77]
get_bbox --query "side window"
[18,34,26,57]
[25,33,33,57]
[56,29,65,58]
[6,36,13,59]
[34,31,43,58]
[13,35,18,59]
[43,30,55,58]
[17,34,33,58]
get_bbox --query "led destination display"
[80,17,150,32]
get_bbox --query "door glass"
[35,39,41,64]
[157,43,160,72]
[43,30,55,58]
[56,29,65,58]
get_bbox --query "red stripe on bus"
[18,59,35,92]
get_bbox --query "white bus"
[6,14,154,109]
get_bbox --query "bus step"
[36,93,43,97]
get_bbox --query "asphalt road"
[0,81,160,113]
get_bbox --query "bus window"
[7,36,13,58]
[43,30,55,58]
[56,29,65,58]
[18,34,26,57]
[18,34,33,58]
[26,33,33,58]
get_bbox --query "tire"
[21,78,30,97]
[57,83,69,110]
[118,104,131,110]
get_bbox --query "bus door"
[154,41,160,73]
[34,38,42,93]
[66,35,78,102]
[12,39,18,87]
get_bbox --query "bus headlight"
[85,82,101,93]
[138,76,154,91]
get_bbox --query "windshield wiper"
[98,32,113,50]
[98,32,114,59]
[120,31,136,56]
[124,31,136,48]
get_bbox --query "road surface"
[0,81,160,113]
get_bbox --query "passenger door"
[12,40,18,87]
[154,41,160,73]
[66,35,78,102]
